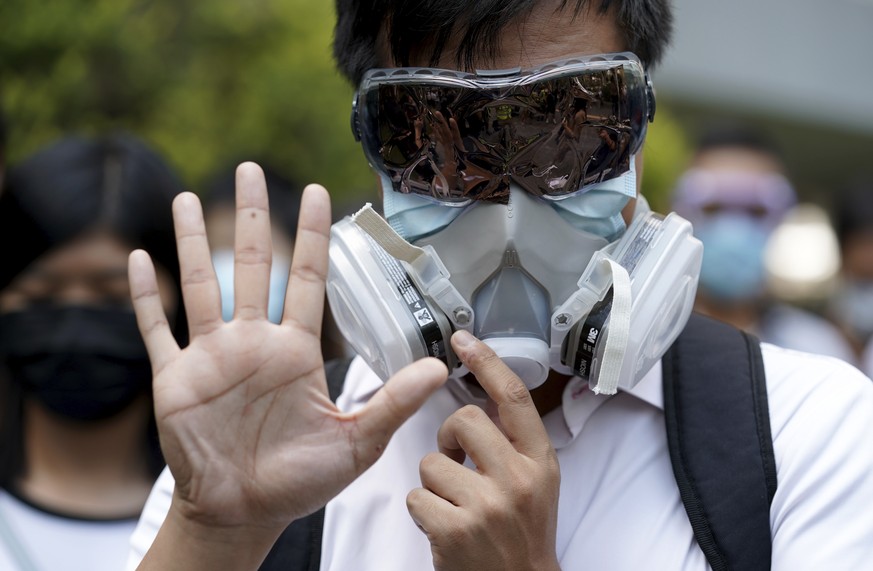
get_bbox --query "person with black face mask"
[0,133,184,571]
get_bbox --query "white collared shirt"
[128,344,873,570]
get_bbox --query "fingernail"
[453,329,476,347]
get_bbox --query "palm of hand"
[128,165,447,534]
[154,320,347,527]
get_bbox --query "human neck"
[530,370,573,417]
[466,369,572,417]
[16,395,154,518]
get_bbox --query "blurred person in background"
[0,133,184,571]
[201,162,347,360]
[672,125,855,361]
[831,181,873,376]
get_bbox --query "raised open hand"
[129,163,447,569]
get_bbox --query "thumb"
[354,358,448,455]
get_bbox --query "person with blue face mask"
[672,126,855,363]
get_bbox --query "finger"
[450,330,550,457]
[436,405,514,470]
[435,111,449,133]
[449,117,463,148]
[173,192,223,338]
[406,487,459,536]
[282,184,331,336]
[418,452,479,506]
[354,357,448,456]
[128,250,180,374]
[233,162,272,320]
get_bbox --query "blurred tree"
[640,104,692,213]
[0,0,373,200]
[0,0,688,207]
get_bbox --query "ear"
[634,151,644,194]
[621,197,637,225]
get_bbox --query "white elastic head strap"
[591,258,632,395]
[353,203,425,265]
[352,204,474,332]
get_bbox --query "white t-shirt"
[0,489,138,571]
[128,344,873,570]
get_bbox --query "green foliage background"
[0,0,688,207]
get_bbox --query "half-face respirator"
[327,53,702,394]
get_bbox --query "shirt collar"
[618,360,664,410]
[342,356,665,451]
[552,361,664,449]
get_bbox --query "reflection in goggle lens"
[356,54,652,205]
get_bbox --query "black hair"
[833,180,873,247]
[0,134,185,297]
[0,133,185,484]
[202,162,302,239]
[694,124,783,163]
[334,0,674,84]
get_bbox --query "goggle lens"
[355,54,653,204]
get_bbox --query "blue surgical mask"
[382,178,469,243]
[695,214,770,302]
[549,157,636,242]
[212,249,290,324]
[382,157,636,243]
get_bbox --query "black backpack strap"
[323,357,353,402]
[258,357,354,571]
[663,313,777,571]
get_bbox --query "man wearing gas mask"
[128,1,873,570]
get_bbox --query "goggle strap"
[646,75,657,123]
[350,95,362,141]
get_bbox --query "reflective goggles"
[352,52,655,205]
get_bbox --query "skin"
[408,334,561,571]
[0,231,176,517]
[841,229,873,283]
[204,203,295,260]
[133,4,632,570]
[132,165,448,570]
